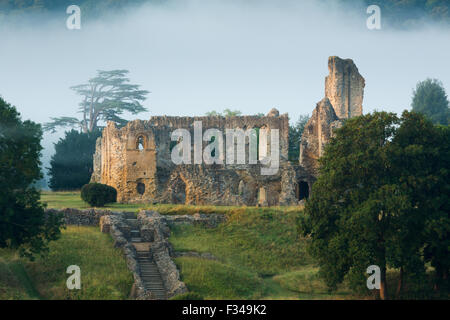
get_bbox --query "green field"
[40,191,356,299]
[169,210,356,299]
[169,210,440,300]
[6,191,436,300]
[0,226,133,300]
[40,190,304,215]
[41,191,149,211]
[38,191,363,300]
[16,191,432,300]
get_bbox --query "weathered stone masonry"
[300,56,365,176]
[91,56,365,205]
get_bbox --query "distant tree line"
[1,0,449,27]
[0,0,153,14]
[205,109,243,117]
[342,0,450,26]
[412,78,449,126]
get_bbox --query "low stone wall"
[163,213,227,228]
[45,208,112,226]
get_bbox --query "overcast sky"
[1,0,449,174]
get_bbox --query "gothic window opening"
[137,136,145,151]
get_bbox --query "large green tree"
[0,97,63,259]
[411,78,449,125]
[44,70,149,133]
[300,111,449,299]
[48,129,101,190]
[420,124,450,292]
[386,111,449,296]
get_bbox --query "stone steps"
[123,212,137,219]
[124,215,167,300]
[136,253,167,299]
[126,218,139,229]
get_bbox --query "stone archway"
[137,182,145,195]
[171,177,186,204]
[296,180,309,200]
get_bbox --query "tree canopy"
[288,114,309,162]
[300,111,449,299]
[205,109,243,117]
[44,70,149,133]
[0,97,63,259]
[411,78,449,126]
[48,129,102,191]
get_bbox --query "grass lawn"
[169,209,356,300]
[10,191,441,300]
[0,226,133,300]
[40,190,304,215]
[41,191,148,211]
[41,191,356,300]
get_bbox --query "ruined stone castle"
[90,56,365,206]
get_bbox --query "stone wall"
[300,56,365,176]
[45,208,111,226]
[299,98,342,175]
[90,137,102,183]
[93,110,294,206]
[325,56,365,120]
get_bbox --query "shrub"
[80,183,117,207]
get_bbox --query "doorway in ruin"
[296,180,309,200]
[137,182,145,195]
[171,177,186,204]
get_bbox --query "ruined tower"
[299,56,365,175]
[325,56,365,119]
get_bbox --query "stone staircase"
[136,251,167,299]
[125,215,167,300]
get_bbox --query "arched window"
[136,136,145,151]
